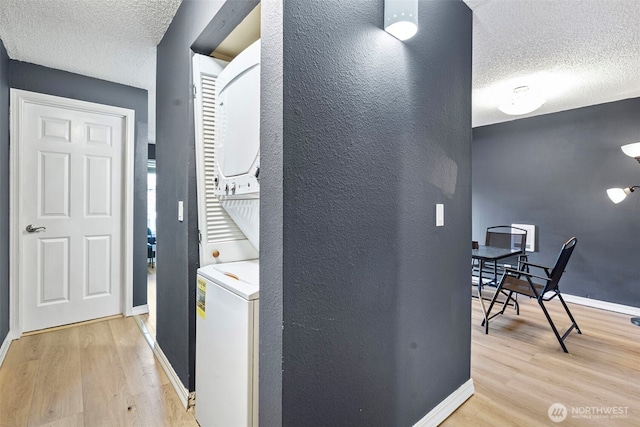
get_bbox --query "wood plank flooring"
[1,294,639,426]
[0,317,197,427]
[443,297,640,426]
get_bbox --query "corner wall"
[155,0,227,390]
[0,39,9,344]
[9,61,149,307]
[271,1,473,424]
[473,98,640,307]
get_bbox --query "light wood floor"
[2,294,639,426]
[443,297,640,426]
[0,316,197,427]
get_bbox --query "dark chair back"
[485,225,527,252]
[545,237,577,292]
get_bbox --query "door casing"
[9,89,135,336]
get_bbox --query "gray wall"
[473,98,640,306]
[155,0,227,390]
[0,39,9,344]
[273,1,472,425]
[157,0,473,421]
[9,61,149,308]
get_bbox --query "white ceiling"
[1,1,639,133]
[465,0,640,127]
[0,0,183,143]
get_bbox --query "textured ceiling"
[2,1,639,132]
[465,0,640,127]
[0,0,181,90]
[0,0,183,142]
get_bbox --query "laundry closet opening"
[190,3,261,426]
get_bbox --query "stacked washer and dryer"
[194,39,261,427]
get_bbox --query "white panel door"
[20,99,124,332]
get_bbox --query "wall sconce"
[621,142,640,163]
[384,0,418,41]
[606,186,639,204]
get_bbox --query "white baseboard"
[152,342,190,409]
[132,315,189,409]
[413,378,474,427]
[0,331,15,368]
[131,304,149,316]
[563,294,640,317]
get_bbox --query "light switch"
[178,201,184,222]
[436,204,444,227]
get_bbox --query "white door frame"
[9,89,135,336]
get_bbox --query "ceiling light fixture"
[498,85,545,116]
[384,0,418,41]
[621,142,640,163]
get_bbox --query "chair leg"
[557,293,581,334]
[482,286,508,332]
[538,299,569,353]
[499,290,518,316]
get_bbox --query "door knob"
[26,224,46,233]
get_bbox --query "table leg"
[477,259,489,334]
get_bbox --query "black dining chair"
[473,225,528,288]
[484,236,581,353]
[485,225,528,268]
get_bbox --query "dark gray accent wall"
[274,1,472,425]
[473,99,640,307]
[155,0,228,391]
[158,0,472,419]
[0,39,9,345]
[9,61,149,307]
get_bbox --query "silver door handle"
[26,224,46,233]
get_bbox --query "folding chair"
[485,225,528,271]
[484,237,581,353]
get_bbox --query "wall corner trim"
[133,316,189,408]
[413,379,474,427]
[131,304,149,316]
[0,332,16,368]
[562,294,640,317]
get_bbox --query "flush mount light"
[621,142,640,163]
[498,86,546,116]
[384,0,418,41]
